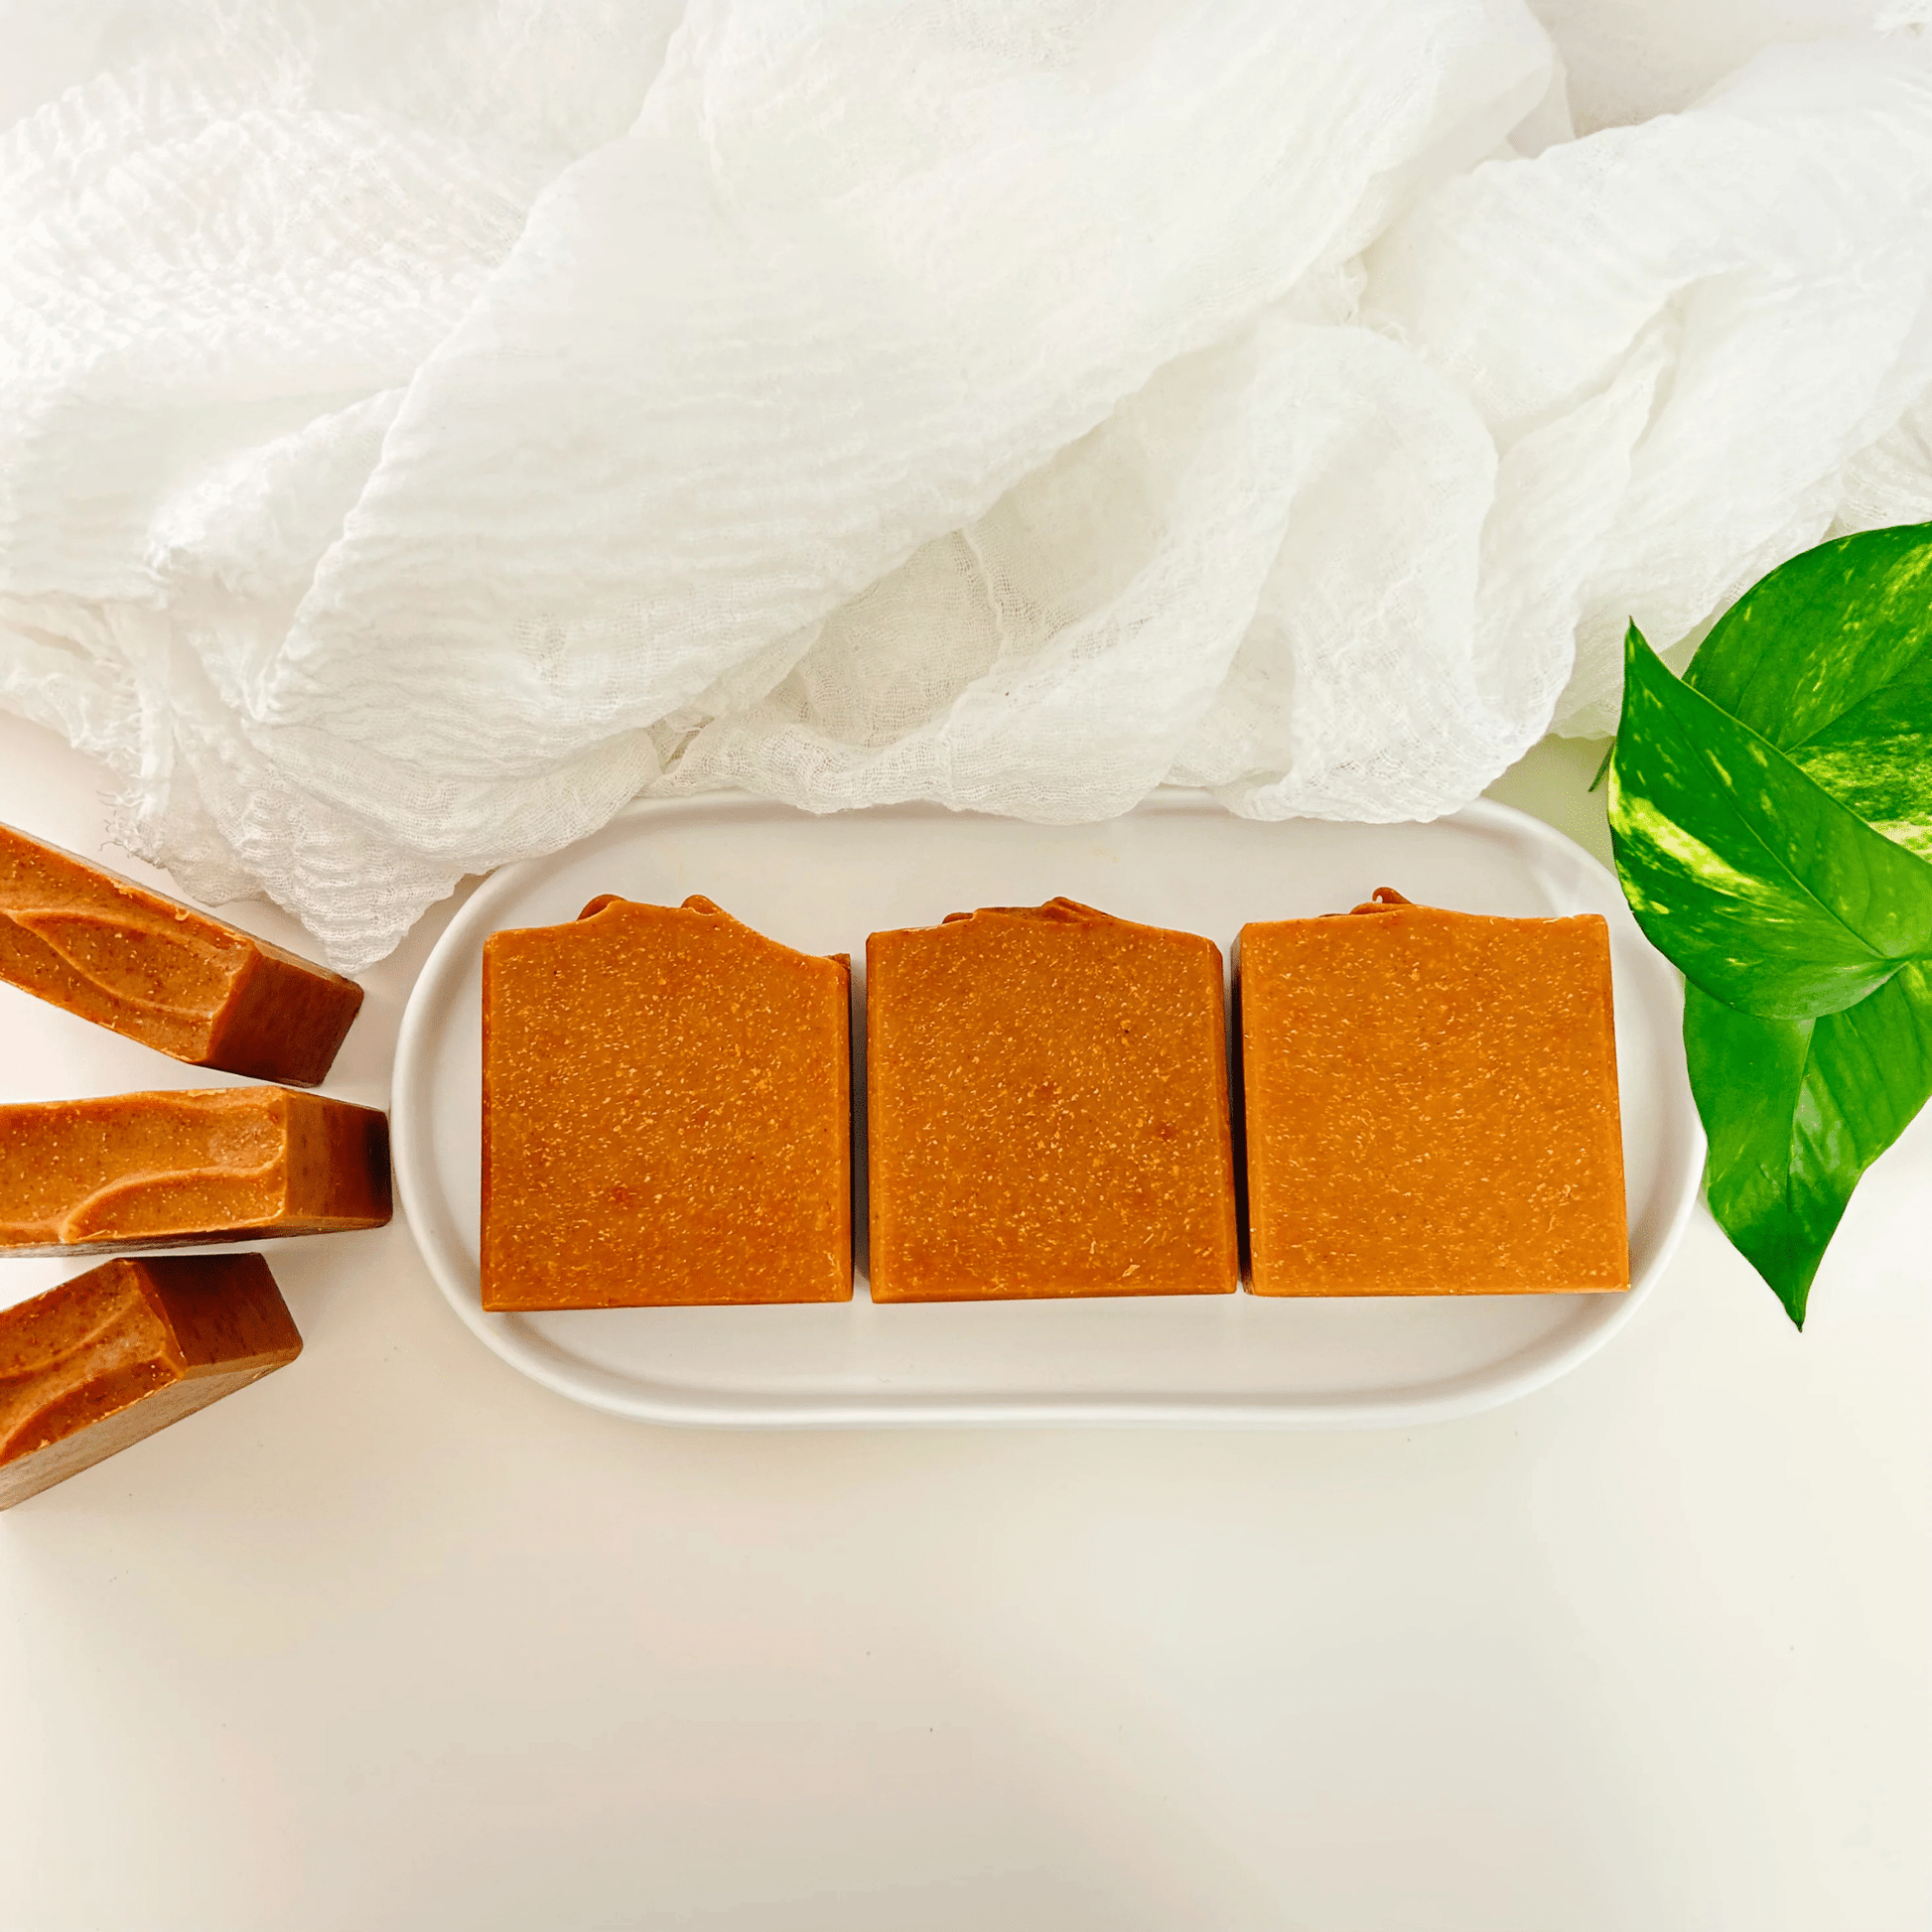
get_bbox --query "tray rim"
[390,788,1704,1430]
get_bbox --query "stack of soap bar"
[867,898,1238,1302]
[1239,889,1629,1296]
[0,1088,391,1255]
[0,1254,302,1508]
[0,823,362,1084]
[483,895,852,1310]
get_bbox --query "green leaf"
[1685,522,1932,856]
[1608,623,1932,1019]
[1686,965,1932,1326]
[1615,526,1932,1328]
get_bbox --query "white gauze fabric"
[2,0,1930,967]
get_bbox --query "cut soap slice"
[0,1253,303,1508]
[0,1088,392,1255]
[867,897,1238,1302]
[482,895,852,1310]
[1239,889,1629,1296]
[0,823,362,1084]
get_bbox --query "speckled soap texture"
[866,898,1239,1302]
[0,1253,303,1508]
[481,895,852,1310]
[0,1089,392,1255]
[0,823,363,1085]
[1238,891,1629,1297]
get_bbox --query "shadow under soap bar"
[0,823,362,1084]
[483,895,852,1310]
[0,1088,391,1255]
[1239,890,1629,1296]
[867,898,1238,1302]
[0,1253,302,1508]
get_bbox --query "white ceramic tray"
[391,791,1702,1429]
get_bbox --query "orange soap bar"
[1239,889,1629,1297]
[0,823,362,1085]
[0,1088,391,1256]
[0,1253,302,1508]
[483,895,852,1310]
[867,898,1238,1302]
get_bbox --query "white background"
[0,711,1927,1931]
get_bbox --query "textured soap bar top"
[483,894,852,1310]
[0,1088,392,1255]
[0,823,362,1085]
[1239,889,1629,1297]
[867,898,1238,1302]
[0,1253,302,1508]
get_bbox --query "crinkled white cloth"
[3,1,1930,968]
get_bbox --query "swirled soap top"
[0,1254,303,1509]
[0,1088,392,1256]
[0,824,361,1084]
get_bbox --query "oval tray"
[391,791,1702,1428]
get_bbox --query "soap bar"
[0,1088,391,1255]
[867,898,1238,1302]
[0,1253,302,1508]
[0,823,362,1085]
[1239,889,1629,1296]
[483,895,852,1310]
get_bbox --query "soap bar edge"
[0,823,362,1085]
[0,1254,302,1510]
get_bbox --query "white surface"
[7,6,1932,969]
[394,792,1700,1428]
[1,713,1929,1931]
